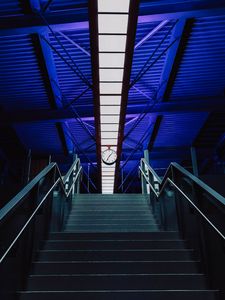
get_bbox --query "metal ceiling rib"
[49,29,93,108]
[0,35,50,111]
[119,19,177,182]
[48,27,95,162]
[15,122,63,155]
[170,15,225,100]
[129,20,176,104]
[0,0,23,17]
[123,114,156,149]
[46,0,88,13]
[67,119,96,154]
[153,112,209,147]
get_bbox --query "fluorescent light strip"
[99,53,125,68]
[101,115,120,124]
[102,166,115,172]
[100,105,121,115]
[101,124,119,132]
[99,69,124,82]
[100,95,121,106]
[102,179,114,182]
[98,1,130,194]
[98,14,128,34]
[101,132,118,139]
[100,82,122,94]
[101,139,118,145]
[98,0,130,13]
[99,35,127,52]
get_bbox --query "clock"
[102,148,117,165]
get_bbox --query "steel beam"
[0,1,224,36]
[29,0,72,156]
[157,18,187,101]
[36,33,72,156]
[57,31,90,57]
[1,97,224,124]
[147,116,163,151]
[135,20,169,50]
[138,0,225,22]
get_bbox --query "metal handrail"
[0,158,81,225]
[0,158,82,263]
[140,158,225,205]
[140,158,162,183]
[139,158,225,241]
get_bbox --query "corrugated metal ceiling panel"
[129,20,176,104]
[15,122,63,155]
[170,15,225,99]
[154,112,209,147]
[46,0,88,13]
[66,119,96,161]
[49,28,93,110]
[0,34,50,111]
[0,0,23,17]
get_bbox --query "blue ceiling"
[0,0,224,190]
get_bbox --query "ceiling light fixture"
[97,0,130,194]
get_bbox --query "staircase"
[65,194,159,232]
[19,194,218,300]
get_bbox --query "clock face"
[102,149,117,165]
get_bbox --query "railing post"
[159,166,179,231]
[190,146,199,177]
[87,163,90,193]
[141,159,147,194]
[24,149,32,184]
[141,150,151,194]
[144,150,151,194]
[77,174,81,194]
[161,187,179,231]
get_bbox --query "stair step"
[64,224,159,230]
[73,200,148,208]
[18,290,219,300]
[37,249,196,261]
[68,213,155,218]
[48,232,180,240]
[69,209,152,213]
[73,194,147,198]
[63,229,160,232]
[26,274,207,291]
[67,215,155,221]
[66,220,157,226]
[32,260,201,275]
[72,202,149,206]
[65,228,159,233]
[70,208,151,212]
[43,240,187,250]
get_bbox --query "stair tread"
[25,273,208,291]
[19,194,218,299]
[18,290,218,300]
